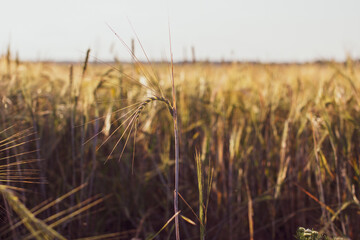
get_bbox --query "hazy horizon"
[1,0,360,63]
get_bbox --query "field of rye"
[0,50,359,239]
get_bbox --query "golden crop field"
[0,52,359,239]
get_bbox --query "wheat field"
[0,51,359,239]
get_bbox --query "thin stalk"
[79,49,90,204]
[69,64,76,211]
[195,152,205,240]
[169,24,180,240]
[172,93,180,240]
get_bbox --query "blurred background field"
[1,50,359,239]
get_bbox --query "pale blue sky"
[1,0,359,62]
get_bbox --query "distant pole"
[191,46,196,63]
[183,46,188,63]
[6,44,11,75]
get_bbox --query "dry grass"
[1,52,360,239]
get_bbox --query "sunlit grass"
[1,52,359,239]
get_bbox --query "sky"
[1,0,360,62]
